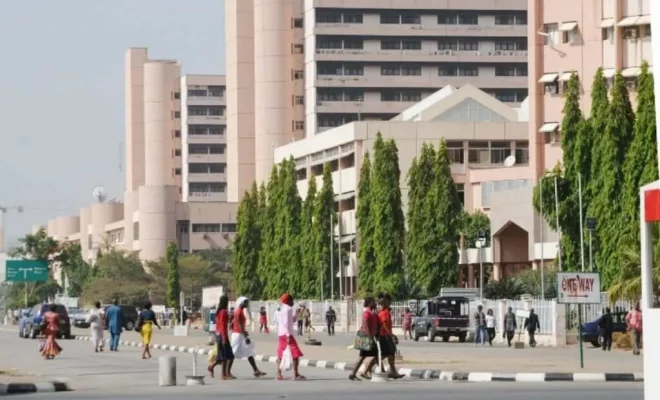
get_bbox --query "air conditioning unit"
[444,50,453,55]
[624,28,639,39]
[222,233,229,239]
[544,84,557,95]
[495,51,502,55]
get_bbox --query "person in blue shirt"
[105,300,125,351]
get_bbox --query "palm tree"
[608,232,660,303]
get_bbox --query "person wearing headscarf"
[276,293,305,380]
[231,297,266,378]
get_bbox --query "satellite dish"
[92,187,107,203]
[504,155,516,168]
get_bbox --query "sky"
[0,0,225,248]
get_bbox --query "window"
[318,90,343,101]
[516,15,527,25]
[644,24,652,38]
[189,182,224,193]
[381,66,400,76]
[602,26,614,41]
[468,141,490,163]
[495,66,526,76]
[459,66,479,76]
[174,168,181,175]
[343,65,363,76]
[294,121,305,130]
[318,38,342,49]
[456,183,465,206]
[401,66,422,76]
[189,163,226,174]
[293,44,304,54]
[458,13,478,25]
[173,111,181,119]
[439,66,458,76]
[222,223,237,233]
[133,222,139,240]
[381,91,400,101]
[490,141,509,164]
[343,13,363,24]
[174,149,181,157]
[401,91,422,102]
[402,39,421,50]
[446,141,464,164]
[318,115,343,127]
[345,90,364,102]
[543,23,560,45]
[438,40,458,51]
[293,18,303,28]
[173,92,181,100]
[514,141,529,164]
[624,26,640,40]
[438,12,458,25]
[318,63,343,75]
[380,12,400,24]
[381,40,401,50]
[293,70,304,80]
[316,10,341,23]
[208,106,223,116]
[294,95,304,105]
[189,125,223,135]
[401,14,421,24]
[458,40,479,51]
[209,144,225,154]
[192,224,221,233]
[208,86,224,97]
[495,41,517,51]
[343,39,363,49]
[188,89,207,97]
[174,130,181,138]
[495,15,515,25]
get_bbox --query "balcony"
[187,192,227,203]
[187,153,227,163]
[187,173,227,182]
[314,23,527,38]
[314,48,527,64]
[186,134,226,144]
[316,74,528,90]
[186,96,226,106]
[186,115,226,124]
[316,100,410,114]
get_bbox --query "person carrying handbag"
[349,297,378,381]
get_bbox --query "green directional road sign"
[5,260,49,282]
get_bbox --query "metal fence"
[565,294,634,335]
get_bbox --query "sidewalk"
[71,327,643,374]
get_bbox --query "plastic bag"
[207,345,218,362]
[280,346,293,371]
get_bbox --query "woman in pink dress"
[41,304,62,360]
[402,307,413,340]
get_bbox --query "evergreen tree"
[406,142,437,293]
[622,61,658,242]
[258,166,280,298]
[299,176,318,298]
[231,182,262,299]
[165,241,180,309]
[357,153,376,295]
[422,139,461,295]
[370,134,405,295]
[587,68,611,203]
[313,163,336,299]
[591,72,635,285]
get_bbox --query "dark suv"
[19,304,72,339]
[103,305,139,331]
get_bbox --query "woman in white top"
[485,309,496,347]
[86,301,105,353]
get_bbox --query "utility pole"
[330,214,334,300]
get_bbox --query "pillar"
[468,265,475,288]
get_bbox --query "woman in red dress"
[349,297,378,381]
[402,307,413,340]
[375,294,404,379]
[42,304,62,360]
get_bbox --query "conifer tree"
[299,176,318,298]
[357,153,375,294]
[313,163,336,298]
[231,183,262,299]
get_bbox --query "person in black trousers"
[524,309,540,347]
[325,306,336,336]
[598,307,614,351]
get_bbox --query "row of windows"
[317,89,526,103]
[317,37,527,51]
[188,125,224,135]
[188,144,225,155]
[315,10,527,26]
[191,223,236,233]
[189,182,225,193]
[318,64,527,77]
[446,141,530,165]
[189,163,226,174]
[187,86,224,97]
[188,106,224,116]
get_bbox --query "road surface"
[0,331,643,399]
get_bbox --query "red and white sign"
[556,272,601,304]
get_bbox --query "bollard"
[159,356,176,386]
[185,347,205,386]
[370,341,389,383]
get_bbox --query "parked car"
[412,296,470,342]
[102,305,139,331]
[581,311,629,347]
[69,308,91,329]
[19,304,72,339]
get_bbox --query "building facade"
[44,49,238,267]
[225,0,529,194]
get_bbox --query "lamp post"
[476,234,487,299]
[586,218,597,271]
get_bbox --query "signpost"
[556,272,601,368]
[4,259,49,307]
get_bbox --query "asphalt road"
[0,332,644,399]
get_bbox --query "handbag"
[353,329,375,351]
[134,318,142,332]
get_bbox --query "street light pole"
[330,214,334,300]
[476,235,486,299]
[554,176,562,271]
[540,177,545,300]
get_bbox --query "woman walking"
[373,294,404,379]
[275,293,305,380]
[139,301,161,359]
[209,295,235,379]
[349,297,378,381]
[402,307,413,340]
[259,306,269,333]
[41,304,62,360]
[231,297,266,378]
[86,301,105,352]
[485,308,496,346]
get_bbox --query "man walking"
[524,308,540,347]
[105,300,125,352]
[325,306,336,336]
[296,306,304,336]
[626,302,643,355]
[503,306,517,347]
[473,305,486,346]
[599,307,614,351]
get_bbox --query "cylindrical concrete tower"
[79,207,91,256]
[253,0,294,183]
[56,216,80,241]
[46,219,58,239]
[91,203,122,251]
[138,60,180,261]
